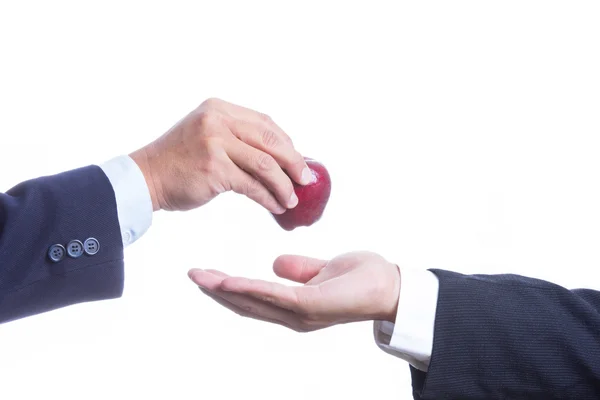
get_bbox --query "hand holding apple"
[129,98,312,213]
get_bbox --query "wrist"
[130,145,161,212]
[383,264,401,323]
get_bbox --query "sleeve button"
[122,231,132,244]
[66,240,84,258]
[48,244,66,263]
[83,238,100,256]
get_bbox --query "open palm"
[189,251,400,332]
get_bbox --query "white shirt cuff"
[99,155,153,247]
[374,267,439,372]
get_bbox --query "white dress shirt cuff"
[99,155,153,247]
[374,267,439,372]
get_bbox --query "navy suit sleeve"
[0,165,124,324]
[409,270,600,399]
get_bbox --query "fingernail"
[288,191,299,208]
[300,167,313,185]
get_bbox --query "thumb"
[273,255,328,283]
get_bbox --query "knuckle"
[202,137,224,158]
[259,113,273,124]
[202,136,223,152]
[202,97,221,108]
[243,177,262,196]
[256,153,276,172]
[291,151,305,166]
[195,110,221,131]
[260,128,280,149]
[198,138,224,174]
[202,159,219,175]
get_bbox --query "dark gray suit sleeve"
[0,165,125,323]
[410,270,600,399]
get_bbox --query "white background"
[1,1,599,399]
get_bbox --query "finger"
[219,277,312,313]
[273,255,328,283]
[200,289,301,330]
[229,120,311,186]
[228,164,287,214]
[204,269,229,278]
[217,100,296,144]
[210,99,310,186]
[226,140,298,209]
[188,269,227,291]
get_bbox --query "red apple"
[272,158,331,231]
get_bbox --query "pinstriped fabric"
[409,270,600,399]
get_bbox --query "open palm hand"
[188,251,400,332]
